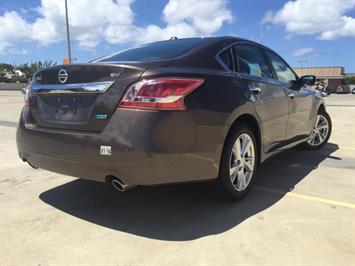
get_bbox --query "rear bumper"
[17,107,222,186]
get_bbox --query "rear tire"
[217,123,258,201]
[302,109,332,150]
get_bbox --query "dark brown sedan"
[17,37,332,200]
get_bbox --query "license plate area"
[36,94,97,123]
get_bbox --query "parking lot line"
[254,186,355,209]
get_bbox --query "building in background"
[294,67,345,89]
[345,72,355,78]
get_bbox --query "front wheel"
[217,124,258,201]
[303,109,332,150]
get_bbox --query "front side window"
[232,45,273,79]
[265,51,297,84]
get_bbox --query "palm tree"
[16,60,57,82]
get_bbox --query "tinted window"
[219,49,233,70]
[96,39,203,62]
[232,45,273,79]
[265,51,297,84]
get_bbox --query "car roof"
[93,36,279,69]
[166,36,263,45]
[162,36,275,54]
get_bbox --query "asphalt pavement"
[1,91,354,265]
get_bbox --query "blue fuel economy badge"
[95,114,108,120]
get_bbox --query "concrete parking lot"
[1,91,355,265]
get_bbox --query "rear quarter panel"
[140,67,262,165]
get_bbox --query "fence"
[0,83,28,91]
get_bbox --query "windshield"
[95,39,203,62]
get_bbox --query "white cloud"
[0,11,32,55]
[0,0,233,55]
[7,48,28,56]
[162,0,233,34]
[263,0,355,40]
[319,16,355,40]
[31,0,135,48]
[292,47,313,56]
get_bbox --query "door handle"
[248,83,262,94]
[288,92,295,99]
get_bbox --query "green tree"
[344,77,355,85]
[16,60,57,82]
[1,61,57,83]
[0,63,15,83]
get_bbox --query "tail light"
[24,84,31,107]
[118,77,204,110]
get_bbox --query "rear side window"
[96,39,203,62]
[265,51,297,84]
[232,44,273,79]
[219,49,233,70]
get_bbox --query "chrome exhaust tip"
[23,159,38,169]
[106,176,132,192]
[110,176,134,192]
[111,178,125,192]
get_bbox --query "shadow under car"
[40,143,339,241]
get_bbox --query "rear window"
[219,49,233,70]
[96,39,203,62]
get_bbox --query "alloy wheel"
[307,114,329,146]
[229,133,255,192]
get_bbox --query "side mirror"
[299,75,316,86]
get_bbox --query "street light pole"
[64,0,72,64]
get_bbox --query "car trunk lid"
[29,63,145,132]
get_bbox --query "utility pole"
[64,0,72,64]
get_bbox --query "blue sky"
[1,0,355,72]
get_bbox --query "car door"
[264,50,314,140]
[231,44,290,153]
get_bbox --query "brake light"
[24,84,31,107]
[118,77,204,110]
